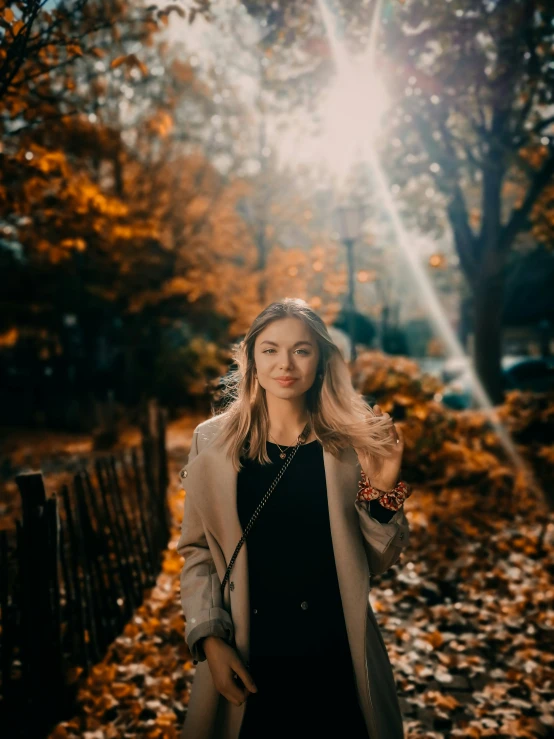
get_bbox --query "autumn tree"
[237,0,554,403]
[0,0,373,428]
[0,0,239,425]
[378,0,554,404]
[174,5,352,317]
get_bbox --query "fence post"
[0,531,15,723]
[156,405,169,496]
[140,399,158,508]
[140,399,170,548]
[15,472,66,733]
[156,405,170,534]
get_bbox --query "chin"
[266,384,304,396]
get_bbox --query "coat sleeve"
[176,427,235,663]
[355,498,410,576]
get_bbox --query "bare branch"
[532,114,554,136]
[502,151,554,250]
[412,110,480,282]
[0,1,42,100]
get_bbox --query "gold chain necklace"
[269,434,291,459]
[269,425,310,459]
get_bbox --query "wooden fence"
[0,405,169,738]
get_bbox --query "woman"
[177,298,412,739]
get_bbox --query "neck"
[265,393,309,444]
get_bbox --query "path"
[48,417,554,738]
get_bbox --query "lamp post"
[332,203,367,363]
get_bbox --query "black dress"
[236,440,370,739]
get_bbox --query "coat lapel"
[184,438,242,563]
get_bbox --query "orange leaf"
[111,682,135,700]
[66,43,83,56]
[424,630,444,649]
[424,690,461,710]
[111,55,128,69]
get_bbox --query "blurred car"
[437,371,473,410]
[502,356,554,393]
[437,355,554,409]
[440,356,472,384]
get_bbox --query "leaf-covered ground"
[376,486,554,738]
[45,402,554,739]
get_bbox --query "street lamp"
[332,203,368,363]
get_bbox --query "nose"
[278,352,295,369]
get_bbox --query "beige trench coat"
[177,415,410,739]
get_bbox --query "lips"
[275,378,298,385]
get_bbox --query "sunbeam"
[316,0,540,492]
[316,0,389,182]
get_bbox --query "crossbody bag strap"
[220,425,309,598]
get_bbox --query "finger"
[377,407,392,421]
[226,684,246,707]
[384,418,397,444]
[226,677,251,706]
[232,663,258,694]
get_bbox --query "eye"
[262,349,310,355]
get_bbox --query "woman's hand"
[359,404,405,492]
[203,636,258,707]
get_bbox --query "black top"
[236,439,395,658]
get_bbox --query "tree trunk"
[472,245,506,406]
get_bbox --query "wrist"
[357,470,411,511]
[203,635,225,653]
[359,469,396,495]
[371,471,398,493]
[370,481,395,494]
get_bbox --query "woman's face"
[253,317,320,399]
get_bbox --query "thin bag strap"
[220,424,309,598]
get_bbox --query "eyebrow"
[260,340,313,347]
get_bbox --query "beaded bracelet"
[357,469,412,511]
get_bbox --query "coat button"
[399,532,404,540]
[180,469,188,478]
[230,581,235,591]
[300,601,309,610]
[253,608,258,614]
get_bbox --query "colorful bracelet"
[357,469,412,511]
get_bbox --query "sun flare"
[319,65,390,180]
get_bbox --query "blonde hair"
[215,298,395,473]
